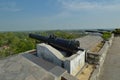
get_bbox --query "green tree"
[102,32,111,41]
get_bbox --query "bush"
[113,28,120,35]
[102,32,112,41]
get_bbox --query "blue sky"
[0,0,120,31]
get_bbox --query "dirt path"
[99,37,120,80]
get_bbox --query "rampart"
[89,34,114,80]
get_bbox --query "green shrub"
[113,28,120,35]
[102,32,112,41]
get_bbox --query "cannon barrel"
[29,33,84,54]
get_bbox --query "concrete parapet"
[89,34,114,80]
[37,43,86,76]
[37,43,64,67]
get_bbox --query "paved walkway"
[99,37,120,80]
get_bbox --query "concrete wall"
[89,34,114,80]
[37,43,64,67]
[64,50,85,76]
[37,43,86,76]
[70,51,85,76]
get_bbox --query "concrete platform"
[0,52,78,80]
[0,53,55,80]
[76,35,103,50]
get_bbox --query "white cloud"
[58,0,120,11]
[0,2,21,12]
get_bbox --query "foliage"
[0,32,35,58]
[0,31,85,58]
[102,32,112,41]
[113,28,120,35]
[52,31,81,39]
[46,30,85,39]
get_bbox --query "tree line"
[0,31,84,58]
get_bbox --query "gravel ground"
[99,37,120,80]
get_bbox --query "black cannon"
[29,33,84,55]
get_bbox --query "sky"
[0,0,120,31]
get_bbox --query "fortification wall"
[89,34,114,80]
[37,43,86,76]
[64,50,85,76]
